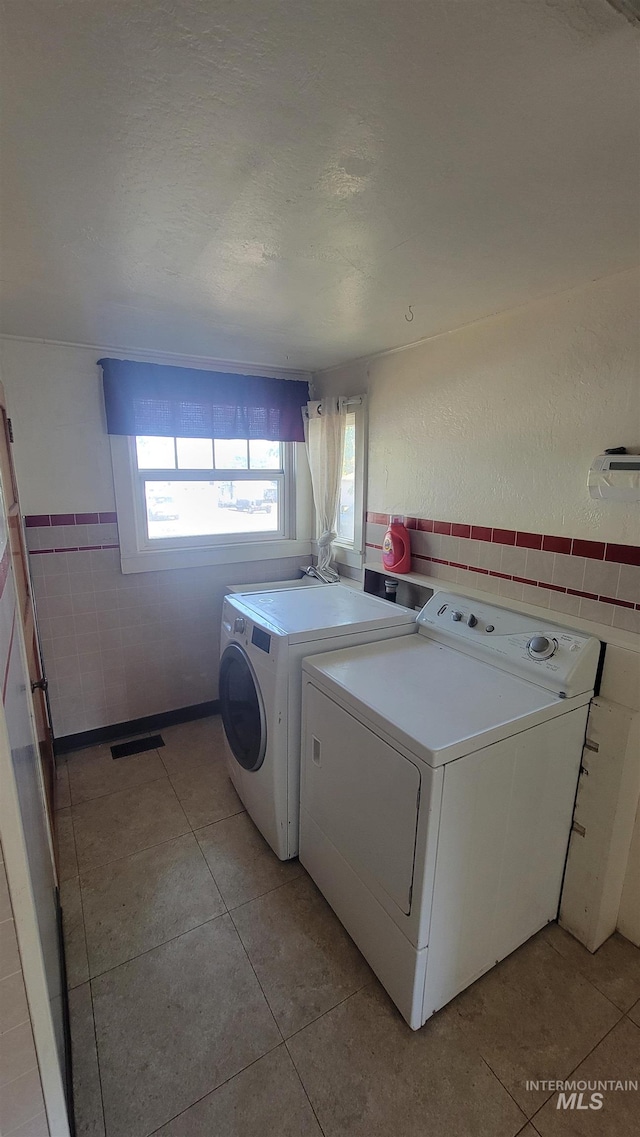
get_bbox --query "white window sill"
[120,537,313,574]
[331,543,364,571]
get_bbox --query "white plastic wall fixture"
[588,454,640,501]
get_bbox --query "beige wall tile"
[524,549,555,584]
[0,920,21,982]
[547,590,581,618]
[9,1108,50,1135]
[474,542,502,572]
[552,553,585,591]
[521,584,551,609]
[500,546,527,577]
[0,973,29,1036]
[612,605,640,635]
[579,597,615,625]
[582,558,620,599]
[458,538,479,568]
[617,564,640,605]
[499,578,523,601]
[0,1021,37,1089]
[0,866,12,924]
[0,1067,44,1135]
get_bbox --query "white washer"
[219,585,416,860]
[300,591,601,1029]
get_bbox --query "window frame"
[110,434,313,574]
[331,395,367,572]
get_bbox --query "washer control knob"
[233,617,246,634]
[467,613,478,628]
[485,624,495,633]
[527,635,556,660]
[451,610,463,622]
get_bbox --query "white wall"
[0,340,310,515]
[0,339,312,737]
[317,268,640,546]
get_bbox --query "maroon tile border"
[516,531,542,550]
[365,513,638,567]
[493,528,516,546]
[31,544,120,555]
[573,539,605,560]
[605,544,640,567]
[25,512,118,528]
[471,525,492,542]
[542,535,571,555]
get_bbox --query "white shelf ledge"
[363,560,640,653]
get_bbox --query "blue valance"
[99,358,309,442]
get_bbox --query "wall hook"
[405,305,414,322]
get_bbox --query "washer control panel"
[417,592,600,697]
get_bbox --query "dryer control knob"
[467,614,478,627]
[451,610,463,622]
[233,617,246,634]
[527,635,556,660]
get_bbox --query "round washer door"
[219,643,267,772]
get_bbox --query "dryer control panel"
[417,592,601,698]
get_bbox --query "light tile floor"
[55,716,640,1137]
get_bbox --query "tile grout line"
[143,1038,287,1137]
[525,1013,629,1128]
[476,1051,545,1124]
[74,826,193,879]
[72,782,195,877]
[87,975,107,1137]
[223,867,306,914]
[84,912,229,987]
[189,805,246,834]
[214,863,306,916]
[282,978,376,1048]
[455,937,628,1123]
[188,827,231,917]
[542,931,639,1016]
[79,836,303,983]
[226,904,286,1046]
[68,769,169,812]
[283,1042,328,1137]
[282,982,378,1137]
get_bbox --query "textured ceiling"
[0,0,638,371]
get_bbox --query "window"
[336,412,356,545]
[110,434,312,573]
[332,398,367,570]
[134,436,284,543]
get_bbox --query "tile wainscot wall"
[366,512,640,633]
[26,513,309,738]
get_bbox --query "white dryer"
[300,591,601,1029]
[219,585,415,860]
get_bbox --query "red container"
[382,518,411,574]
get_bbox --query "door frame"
[0,656,72,1135]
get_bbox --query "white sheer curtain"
[304,398,347,581]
